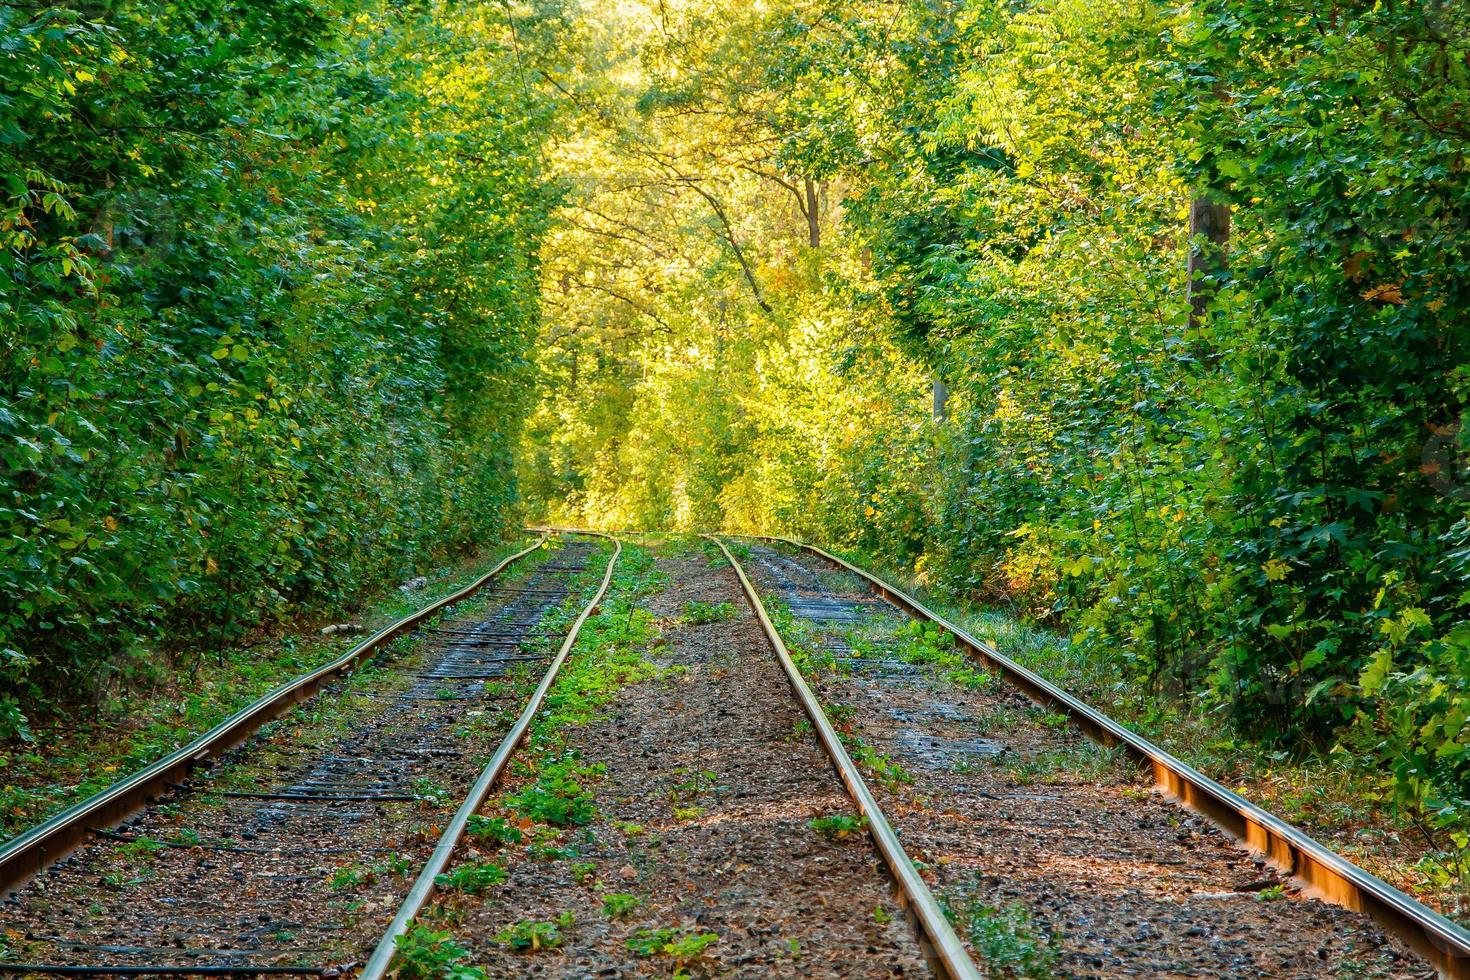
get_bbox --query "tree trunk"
[1186,191,1230,333]
[932,373,949,423]
[804,178,820,248]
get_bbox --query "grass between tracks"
[394,542,701,977]
[0,534,545,843]
[799,540,1469,922]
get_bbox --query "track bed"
[412,539,930,977]
[738,540,1434,978]
[4,532,1457,979]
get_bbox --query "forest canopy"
[4,0,1469,854]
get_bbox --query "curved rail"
[359,532,622,980]
[749,534,1470,979]
[0,533,551,897]
[711,536,983,980]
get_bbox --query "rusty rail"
[359,531,621,980]
[748,534,1470,978]
[712,537,983,980]
[0,533,551,898]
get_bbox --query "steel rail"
[0,533,552,898]
[0,966,338,976]
[710,536,983,980]
[748,534,1470,978]
[357,532,622,980]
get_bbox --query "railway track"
[3,533,985,979]
[379,533,978,978]
[720,535,1470,979]
[4,529,1466,977]
[0,532,617,976]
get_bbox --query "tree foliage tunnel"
[4,0,1469,850]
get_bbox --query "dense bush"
[1,0,562,730]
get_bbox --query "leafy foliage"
[516,0,1470,861]
[465,815,523,849]
[1,0,563,732]
[493,913,573,953]
[808,813,867,841]
[505,754,602,827]
[434,860,508,894]
[392,924,488,980]
[626,927,719,962]
[949,898,1058,979]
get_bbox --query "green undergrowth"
[816,543,1470,919]
[809,813,868,841]
[681,600,736,625]
[0,535,547,841]
[942,885,1059,980]
[401,542,673,970]
[602,892,643,919]
[392,925,487,980]
[435,860,508,894]
[626,926,720,963]
[849,616,997,692]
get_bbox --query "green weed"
[494,913,573,953]
[809,813,869,841]
[505,755,602,826]
[465,814,522,848]
[392,924,487,980]
[1255,883,1287,902]
[951,900,1057,979]
[681,600,736,624]
[435,860,507,894]
[601,892,642,919]
[627,927,719,963]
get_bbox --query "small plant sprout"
[505,756,601,827]
[952,899,1057,978]
[681,600,736,624]
[434,860,508,894]
[411,778,450,805]
[601,892,642,919]
[627,927,720,963]
[465,814,523,848]
[1255,883,1287,902]
[809,813,869,841]
[330,865,370,891]
[493,914,572,953]
[392,924,488,980]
